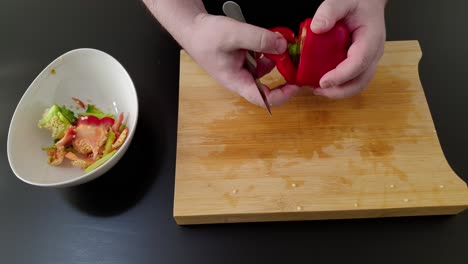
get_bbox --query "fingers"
[220,17,287,54]
[231,68,299,108]
[264,84,301,107]
[311,0,354,33]
[313,60,378,99]
[319,26,384,88]
[245,84,299,108]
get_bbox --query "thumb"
[311,0,353,34]
[222,18,287,54]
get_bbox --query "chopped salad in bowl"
[38,97,128,173]
[8,48,138,187]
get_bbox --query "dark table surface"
[2,0,468,263]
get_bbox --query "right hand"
[184,14,301,108]
[310,0,387,99]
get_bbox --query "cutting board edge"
[173,204,468,225]
[404,40,468,188]
[178,39,423,56]
[404,41,468,188]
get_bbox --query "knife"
[222,1,272,116]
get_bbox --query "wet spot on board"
[275,194,286,211]
[223,192,239,207]
[189,65,419,207]
[283,161,300,168]
[339,177,352,187]
[282,176,304,189]
[352,94,367,109]
[359,140,394,158]
[359,139,408,181]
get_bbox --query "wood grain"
[174,40,468,225]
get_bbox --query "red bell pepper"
[73,114,116,160]
[76,115,115,127]
[263,18,351,88]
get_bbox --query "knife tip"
[266,106,272,117]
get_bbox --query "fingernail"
[275,37,287,53]
[321,81,333,89]
[313,88,323,96]
[311,18,326,31]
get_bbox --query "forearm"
[379,0,389,8]
[142,0,207,48]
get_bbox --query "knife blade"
[222,1,272,116]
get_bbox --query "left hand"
[311,0,387,99]
[185,14,301,108]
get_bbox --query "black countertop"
[1,0,467,263]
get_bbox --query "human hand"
[310,0,387,99]
[185,14,301,108]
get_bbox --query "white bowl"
[7,48,138,187]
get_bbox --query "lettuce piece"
[38,104,76,140]
[103,129,115,156]
[84,150,117,173]
[83,104,115,119]
[58,105,77,124]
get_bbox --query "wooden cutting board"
[174,40,468,225]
